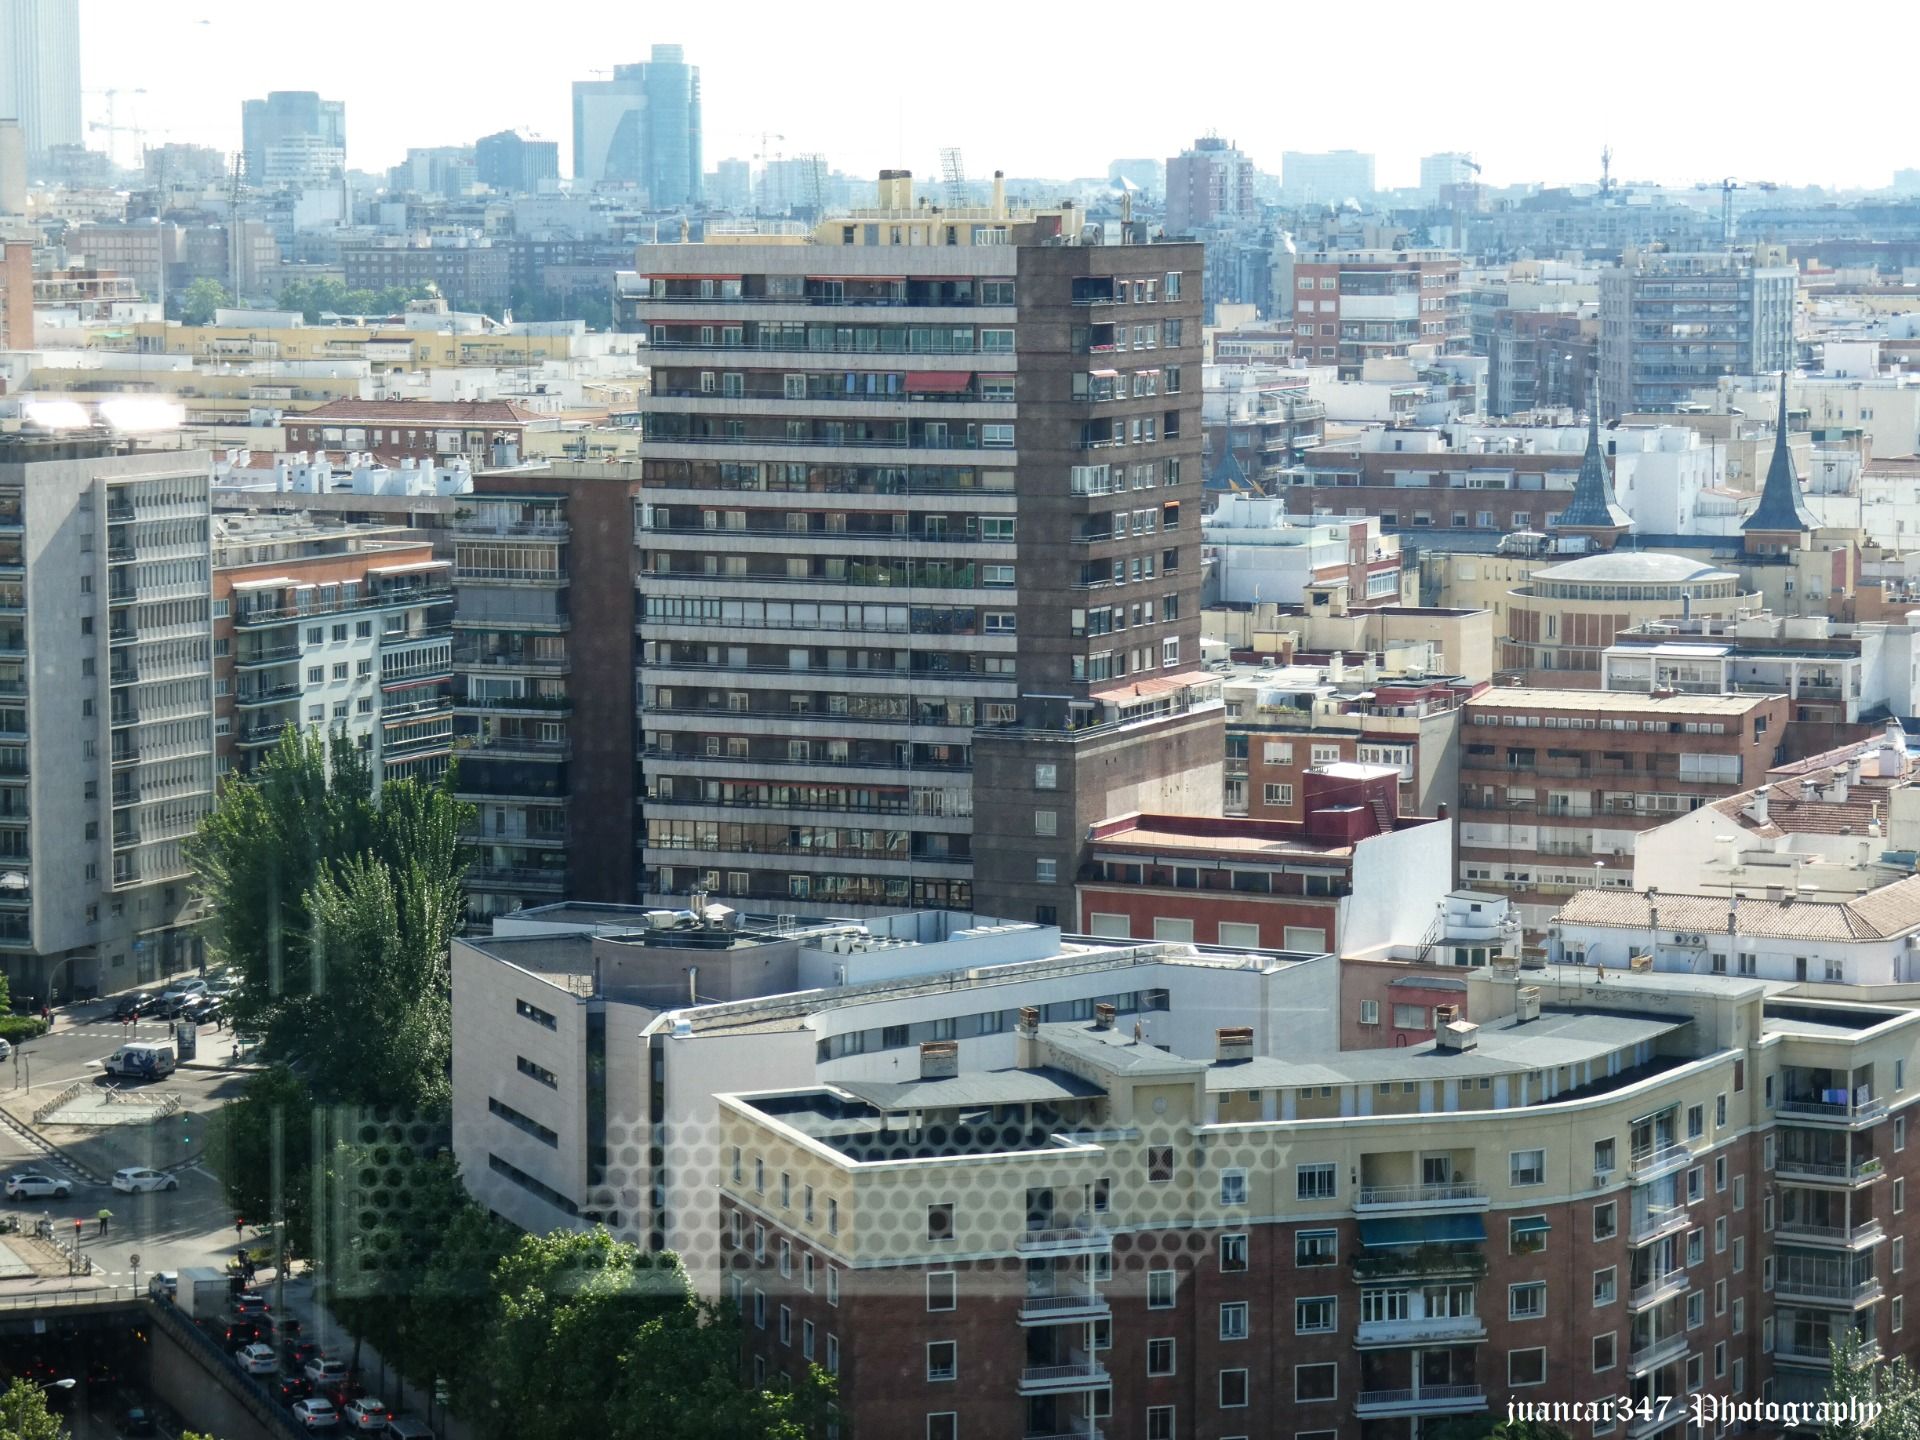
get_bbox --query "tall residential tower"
[571,45,702,206]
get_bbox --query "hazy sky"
[78,0,1918,192]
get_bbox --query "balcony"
[1626,1143,1691,1182]
[1354,1314,1488,1349]
[1773,1274,1883,1308]
[1626,1406,1689,1439]
[1626,1333,1687,1376]
[1353,1385,1487,1418]
[1775,1156,1884,1188]
[1016,1358,1110,1396]
[1627,1206,1689,1246]
[1776,1336,1878,1368]
[1353,1182,1489,1215]
[1773,1217,1884,1249]
[1016,1218,1111,1256]
[468,866,568,892]
[233,682,300,708]
[1017,1292,1111,1326]
[1627,1269,1689,1313]
[234,644,301,669]
[1778,1097,1885,1128]
[1024,1430,1104,1440]
[459,737,572,763]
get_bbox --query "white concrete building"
[451,904,1340,1289]
[1696,367,1920,464]
[1201,495,1402,607]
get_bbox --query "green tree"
[614,1309,837,1440]
[173,277,232,325]
[206,1062,315,1258]
[0,1377,67,1440]
[1823,1329,1920,1439]
[412,1199,516,1414]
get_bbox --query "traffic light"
[182,1112,193,1147]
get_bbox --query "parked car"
[5,1173,69,1199]
[121,1408,157,1437]
[112,992,155,1021]
[182,995,224,1025]
[343,1396,392,1432]
[238,1342,278,1375]
[111,1166,178,1194]
[275,1375,314,1408]
[0,1038,12,1062]
[303,1356,350,1388]
[160,978,208,1004]
[384,1419,432,1440]
[291,1397,341,1432]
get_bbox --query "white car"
[111,1167,178,1194]
[343,1397,392,1431]
[303,1357,349,1388]
[4,1173,69,1199]
[0,1037,12,1062]
[237,1342,277,1375]
[160,978,208,1003]
[291,1398,340,1432]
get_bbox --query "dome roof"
[1531,551,1736,585]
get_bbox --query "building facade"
[570,45,702,204]
[240,90,346,188]
[1281,150,1375,204]
[1286,251,1467,379]
[630,181,1208,921]
[1598,251,1797,420]
[0,434,216,1002]
[475,128,560,194]
[1164,137,1257,237]
[0,0,80,157]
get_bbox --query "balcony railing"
[1354,1385,1487,1416]
[1626,1142,1691,1180]
[1776,1337,1878,1366]
[1775,1156,1884,1186]
[1773,1274,1883,1307]
[1628,1269,1689,1312]
[1353,1182,1488,1212]
[1016,1359,1110,1394]
[1773,1218,1884,1247]
[1017,1292,1111,1324]
[1016,1217,1111,1255]
[1354,1314,1488,1348]
[1626,1333,1687,1375]
[1628,1205,1689,1245]
[1778,1097,1885,1126]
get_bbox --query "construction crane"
[1696,176,1778,244]
[939,147,968,209]
[85,87,147,168]
[799,153,829,217]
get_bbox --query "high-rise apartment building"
[571,45,702,205]
[1163,137,1257,236]
[0,0,80,158]
[1281,150,1375,205]
[1598,249,1797,419]
[240,91,346,187]
[631,174,1213,921]
[0,433,215,1002]
[1419,151,1477,201]
[452,464,638,926]
[1287,249,1467,378]
[211,514,454,792]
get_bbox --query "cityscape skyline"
[73,0,1919,192]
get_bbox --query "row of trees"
[187,731,833,1439]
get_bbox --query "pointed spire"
[1556,379,1632,534]
[1742,373,1818,534]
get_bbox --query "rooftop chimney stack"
[991,170,1005,220]
[919,1041,959,1080]
[1018,1005,1040,1036]
[1094,1002,1116,1031]
[878,169,914,210]
[1747,785,1771,826]
[1215,1026,1255,1062]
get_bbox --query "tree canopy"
[276,277,437,323]
[0,1378,66,1440]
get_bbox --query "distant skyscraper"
[1281,150,1375,205]
[0,0,81,158]
[240,91,346,186]
[1419,151,1477,200]
[475,129,560,193]
[570,44,702,206]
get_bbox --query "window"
[827,1266,839,1306]
[927,1203,954,1242]
[1147,1338,1175,1376]
[926,1341,957,1382]
[1714,1216,1727,1254]
[1220,1368,1250,1408]
[1295,1230,1336,1266]
[1148,1147,1175,1183]
[1594,1332,1617,1372]
[1687,1290,1705,1329]
[1688,1228,1704,1266]
[1148,1268,1176,1309]
[1359,999,1380,1025]
[1294,1364,1337,1403]
[1510,1216,1547,1255]
[1687,1103,1704,1139]
[1264,782,1294,806]
[1510,1282,1546,1320]
[1221,1170,1248,1206]
[1593,1202,1617,1241]
[927,1272,955,1311]
[1295,1296,1335,1333]
[1593,1266,1617,1306]
[1509,1348,1546,1387]
[1148,1407,1175,1440]
[1033,762,1058,790]
[1220,1301,1249,1340]
[1296,1163,1336,1201]
[1035,858,1057,884]
[1033,809,1057,837]
[1510,1150,1545,1186]
[1220,1234,1249,1272]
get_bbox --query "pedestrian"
[96,1208,110,1236]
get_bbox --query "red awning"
[906,371,974,394]
[648,273,741,282]
[808,275,906,284]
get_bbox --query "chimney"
[919,1040,959,1080]
[1747,785,1770,826]
[1828,766,1850,804]
[1215,1026,1255,1063]
[1018,1005,1040,1036]
[1514,986,1541,1023]
[991,170,1006,220]
[877,168,913,210]
[1094,1002,1116,1031]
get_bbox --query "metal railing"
[1774,1218,1884,1245]
[1627,1142,1691,1178]
[1356,1385,1485,1411]
[1776,1156,1883,1183]
[1355,1181,1487,1207]
[1779,1097,1886,1123]
[1628,1333,1688,1373]
[1628,1269,1688,1310]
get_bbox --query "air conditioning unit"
[1593,1171,1611,1189]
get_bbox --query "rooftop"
[1466,688,1769,716]
[295,398,545,425]
[1554,874,1920,942]
[1531,552,1738,585]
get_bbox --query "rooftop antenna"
[1599,145,1613,200]
[939,147,967,209]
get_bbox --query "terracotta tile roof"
[295,399,543,426]
[1555,875,1920,942]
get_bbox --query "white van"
[103,1041,176,1080]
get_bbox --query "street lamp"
[36,1379,76,1392]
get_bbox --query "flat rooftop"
[743,1070,1106,1163]
[1556,876,1920,943]
[1466,689,1769,716]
